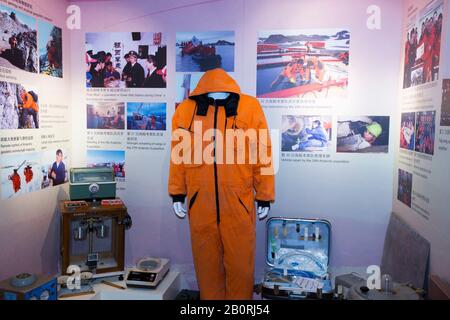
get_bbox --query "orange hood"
[189,68,241,97]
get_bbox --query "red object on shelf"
[101,199,124,206]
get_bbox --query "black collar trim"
[189,93,240,118]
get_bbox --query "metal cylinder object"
[73,225,88,241]
[382,274,393,294]
[95,224,109,239]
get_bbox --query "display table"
[59,271,180,300]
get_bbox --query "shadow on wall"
[39,187,68,275]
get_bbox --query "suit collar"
[190,93,239,118]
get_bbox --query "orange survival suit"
[169,69,275,300]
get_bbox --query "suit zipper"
[213,101,220,224]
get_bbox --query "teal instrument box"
[69,168,116,201]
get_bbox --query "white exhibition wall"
[0,0,449,287]
[70,0,402,285]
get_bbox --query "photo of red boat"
[176,31,235,72]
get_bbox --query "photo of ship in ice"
[176,31,235,72]
[257,29,350,100]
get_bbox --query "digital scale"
[125,258,170,289]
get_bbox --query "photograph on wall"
[0,81,39,129]
[38,20,62,78]
[337,116,390,153]
[87,103,125,130]
[127,102,166,131]
[403,0,443,89]
[87,150,125,179]
[175,73,203,108]
[400,112,415,151]
[176,31,235,72]
[0,152,42,200]
[86,32,166,88]
[415,111,435,155]
[41,149,69,189]
[257,29,349,99]
[441,79,450,126]
[0,4,38,73]
[397,169,413,208]
[281,115,332,152]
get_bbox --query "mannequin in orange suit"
[169,69,275,300]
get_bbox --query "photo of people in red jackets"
[441,79,450,126]
[87,150,125,180]
[403,1,443,89]
[257,29,349,100]
[1,153,41,200]
[415,111,436,156]
[1,148,70,199]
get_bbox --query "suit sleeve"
[168,107,187,203]
[252,101,275,203]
